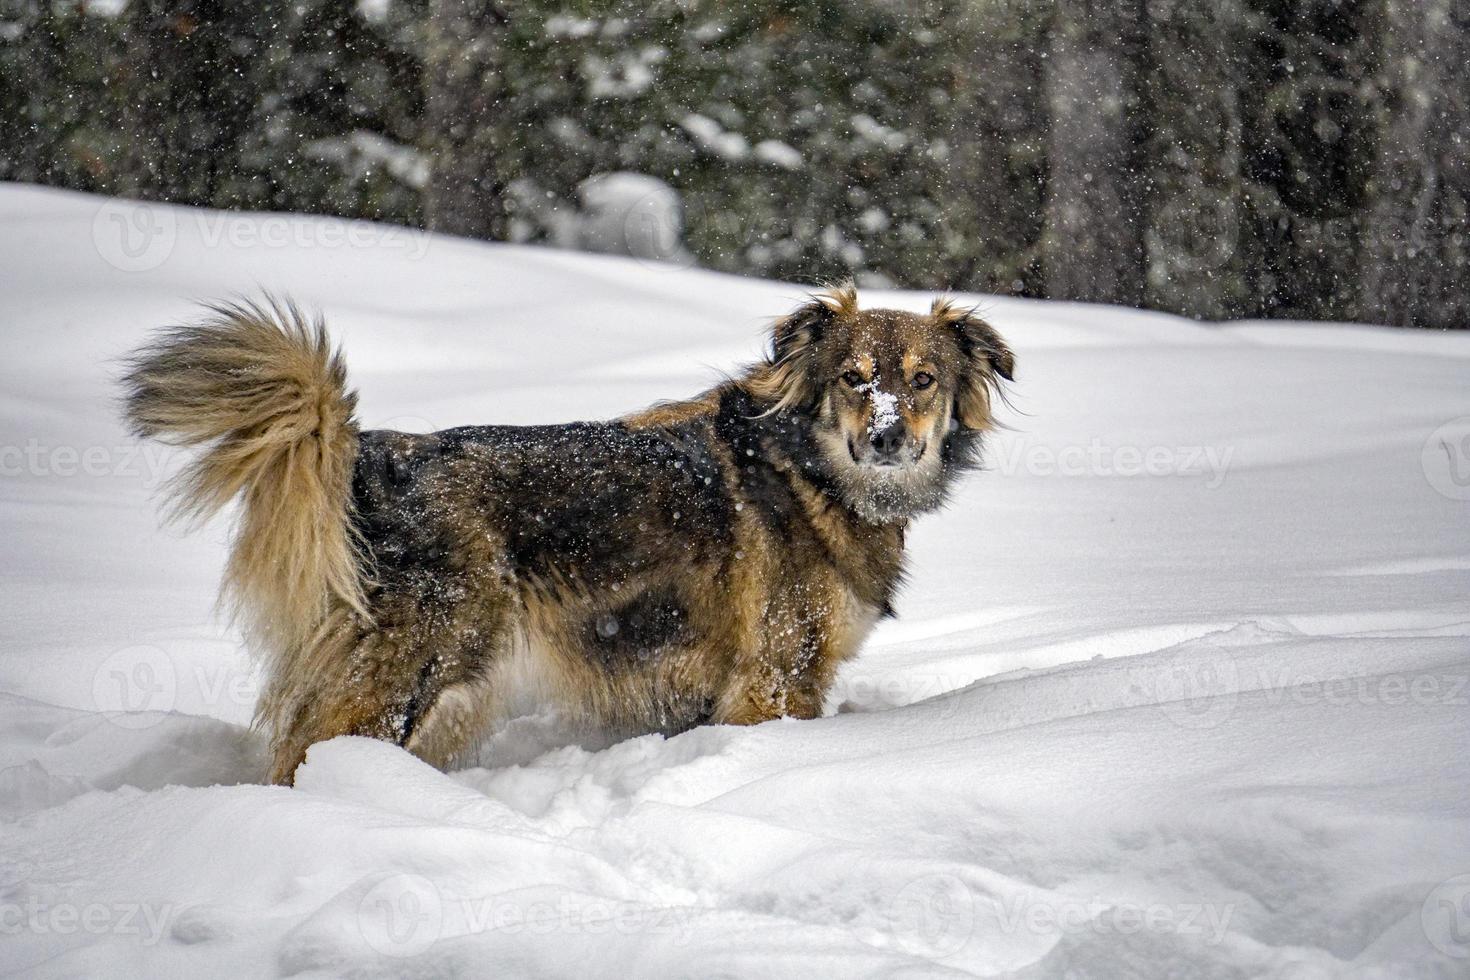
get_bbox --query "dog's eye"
[841,370,865,388]
[912,372,935,390]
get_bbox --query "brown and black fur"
[121,286,1014,784]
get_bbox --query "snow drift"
[1,185,1468,978]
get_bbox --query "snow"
[680,114,752,162]
[857,381,901,433]
[504,173,690,266]
[306,131,429,190]
[2,184,1469,977]
[753,140,804,171]
[354,0,390,26]
[582,48,665,100]
[850,114,909,152]
[544,16,598,41]
[574,172,688,266]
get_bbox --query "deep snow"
[1,185,1468,978]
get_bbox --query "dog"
[121,285,1013,784]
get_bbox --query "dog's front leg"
[711,646,833,726]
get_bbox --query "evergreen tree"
[1042,0,1148,305]
[1143,2,1254,320]
[115,0,279,205]
[1360,0,1470,330]
[1,0,1465,328]
[231,0,427,224]
[0,1,125,191]
[1238,0,1378,322]
[422,0,508,239]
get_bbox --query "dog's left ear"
[932,297,1014,431]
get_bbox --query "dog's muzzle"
[870,422,907,466]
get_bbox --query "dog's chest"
[827,585,884,666]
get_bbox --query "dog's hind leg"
[400,673,504,769]
[263,589,515,784]
[263,628,440,784]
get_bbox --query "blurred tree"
[1360,0,1470,330]
[0,1,124,190]
[417,0,1037,292]
[1143,2,1254,320]
[231,0,427,223]
[1042,0,1148,305]
[1,0,1465,327]
[944,0,1050,297]
[423,0,508,239]
[1239,0,1378,322]
[112,0,426,221]
[116,0,275,205]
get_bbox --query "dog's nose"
[870,423,905,461]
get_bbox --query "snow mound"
[1,184,1468,977]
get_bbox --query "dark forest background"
[2,0,1466,328]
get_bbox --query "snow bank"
[1,185,1468,977]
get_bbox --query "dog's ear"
[932,297,1014,431]
[749,286,852,413]
[770,299,828,367]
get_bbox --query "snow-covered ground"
[2,184,1468,978]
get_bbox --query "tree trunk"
[1360,0,1470,329]
[422,0,509,240]
[1143,3,1252,320]
[1042,0,1148,306]
[118,0,271,206]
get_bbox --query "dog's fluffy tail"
[121,298,368,659]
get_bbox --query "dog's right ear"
[749,286,851,413]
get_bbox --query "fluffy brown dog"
[122,286,1013,784]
